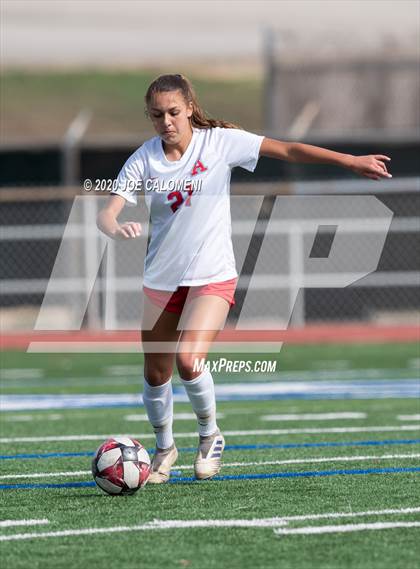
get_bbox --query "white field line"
[2,454,419,481]
[104,365,142,376]
[124,413,224,422]
[261,412,367,421]
[274,521,420,535]
[279,506,420,522]
[0,519,49,528]
[397,414,420,421]
[0,369,43,380]
[0,520,288,541]
[3,414,63,423]
[0,470,90,481]
[173,453,420,471]
[1,425,419,443]
[2,508,420,542]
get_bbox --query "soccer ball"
[92,436,151,495]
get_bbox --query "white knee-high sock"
[142,377,174,450]
[180,369,218,437]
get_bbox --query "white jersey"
[112,127,264,291]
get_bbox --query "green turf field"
[1,343,419,568]
[1,342,418,394]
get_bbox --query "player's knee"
[144,362,173,386]
[176,352,201,380]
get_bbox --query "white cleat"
[194,430,225,480]
[148,444,178,484]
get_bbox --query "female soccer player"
[97,73,391,483]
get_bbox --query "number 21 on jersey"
[167,181,193,213]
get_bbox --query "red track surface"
[1,325,419,351]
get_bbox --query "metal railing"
[1,178,419,330]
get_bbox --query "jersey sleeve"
[110,148,145,207]
[216,127,264,172]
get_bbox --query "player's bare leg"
[176,295,230,480]
[142,295,182,483]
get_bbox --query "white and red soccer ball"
[92,436,151,495]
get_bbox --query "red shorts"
[143,277,238,315]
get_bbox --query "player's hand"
[114,222,142,239]
[350,155,392,181]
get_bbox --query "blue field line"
[2,379,419,411]
[0,451,94,460]
[1,466,419,490]
[1,438,420,461]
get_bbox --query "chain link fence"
[1,179,419,331]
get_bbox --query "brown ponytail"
[145,74,242,130]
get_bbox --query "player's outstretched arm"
[97,194,142,239]
[259,138,392,181]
